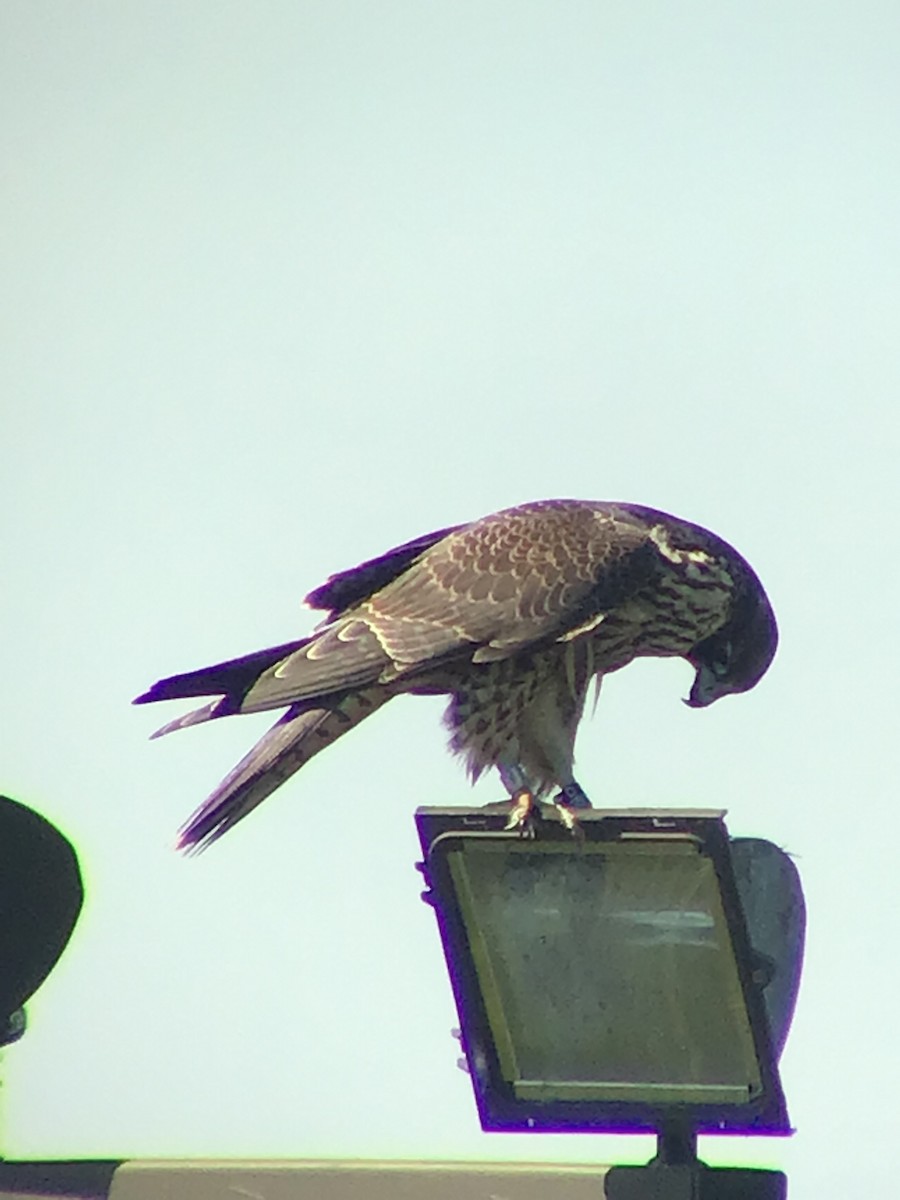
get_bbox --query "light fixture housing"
[417,806,794,1138]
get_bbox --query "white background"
[2,4,898,1197]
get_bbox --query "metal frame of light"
[416,806,791,1138]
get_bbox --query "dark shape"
[0,796,83,1034]
[0,1160,120,1198]
[136,500,777,849]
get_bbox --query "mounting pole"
[604,1117,787,1199]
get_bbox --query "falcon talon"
[554,804,585,839]
[504,790,536,833]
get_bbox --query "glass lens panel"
[450,840,762,1105]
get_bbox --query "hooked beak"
[684,663,720,709]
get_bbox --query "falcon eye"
[711,642,733,678]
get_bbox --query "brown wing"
[242,501,660,709]
[364,499,659,662]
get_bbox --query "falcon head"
[684,579,778,708]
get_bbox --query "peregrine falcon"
[135,500,777,850]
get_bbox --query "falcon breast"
[135,500,777,849]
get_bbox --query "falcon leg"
[499,763,537,834]
[552,779,592,837]
[554,780,592,809]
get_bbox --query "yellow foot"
[504,790,535,833]
[554,802,586,839]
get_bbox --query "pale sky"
[2,4,899,1197]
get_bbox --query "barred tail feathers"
[176,687,389,851]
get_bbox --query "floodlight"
[417,806,803,1198]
